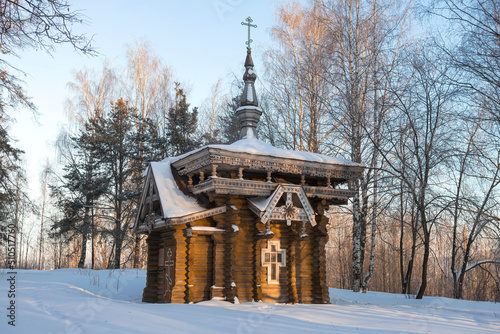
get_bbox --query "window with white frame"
[261,240,286,284]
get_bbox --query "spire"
[240,48,258,106]
[236,17,262,140]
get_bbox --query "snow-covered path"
[1,269,499,333]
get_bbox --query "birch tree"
[199,78,229,144]
[123,40,173,126]
[317,0,411,292]
[263,1,334,153]
[38,161,50,269]
[66,62,117,125]
[122,41,174,267]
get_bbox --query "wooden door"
[192,235,214,302]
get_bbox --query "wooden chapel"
[133,22,363,304]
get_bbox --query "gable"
[134,159,226,233]
[247,184,316,226]
[150,159,206,219]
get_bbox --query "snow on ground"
[1,269,499,333]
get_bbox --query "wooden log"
[223,199,238,303]
[185,233,195,304]
[253,236,266,301]
[288,240,298,303]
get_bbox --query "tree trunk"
[352,178,362,292]
[133,236,141,268]
[361,214,376,293]
[14,172,20,269]
[403,222,417,295]
[362,159,377,293]
[91,206,95,270]
[416,219,430,299]
[38,165,49,270]
[110,199,123,269]
[78,229,88,269]
[111,233,123,269]
[78,205,90,269]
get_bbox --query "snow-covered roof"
[170,137,361,167]
[143,138,360,222]
[149,159,206,219]
[224,138,360,166]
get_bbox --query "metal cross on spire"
[241,16,257,49]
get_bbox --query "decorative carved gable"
[134,170,163,234]
[247,184,316,226]
[134,167,227,234]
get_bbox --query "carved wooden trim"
[162,244,176,303]
[313,203,331,304]
[134,169,164,234]
[314,233,330,304]
[172,147,363,180]
[247,185,317,227]
[135,216,163,234]
[135,206,227,233]
[303,185,355,199]
[224,224,237,302]
[190,178,276,196]
[189,177,355,200]
[168,206,227,225]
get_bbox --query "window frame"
[261,240,286,284]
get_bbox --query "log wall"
[295,223,315,303]
[229,196,257,303]
[259,222,290,303]
[142,194,331,304]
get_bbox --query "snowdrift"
[1,269,499,333]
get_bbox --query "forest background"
[1,0,500,302]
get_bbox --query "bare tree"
[65,62,117,125]
[381,42,460,298]
[0,0,93,56]
[38,161,50,269]
[0,0,95,118]
[122,40,174,268]
[62,62,116,268]
[198,78,229,144]
[317,0,412,292]
[447,100,500,299]
[431,0,500,123]
[0,2,94,262]
[122,40,173,124]
[263,1,335,153]
[424,0,500,299]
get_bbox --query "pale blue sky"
[9,0,282,201]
